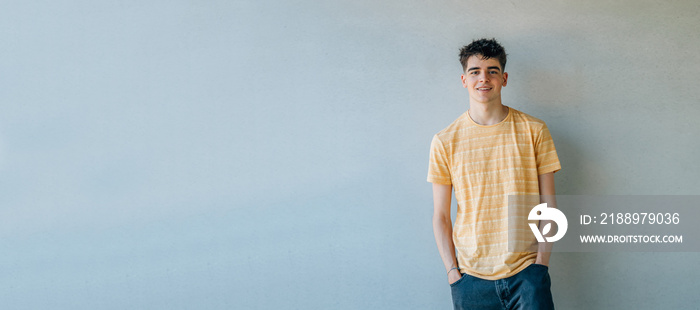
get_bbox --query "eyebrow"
[467,66,502,72]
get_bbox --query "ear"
[461,74,468,88]
[502,72,508,87]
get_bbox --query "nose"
[479,72,489,82]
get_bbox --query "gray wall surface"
[1,0,699,309]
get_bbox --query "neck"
[468,102,508,125]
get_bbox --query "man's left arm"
[535,172,556,266]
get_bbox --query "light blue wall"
[1,0,698,309]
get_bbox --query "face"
[461,55,508,105]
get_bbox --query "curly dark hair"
[459,38,507,72]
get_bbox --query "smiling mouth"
[476,87,492,91]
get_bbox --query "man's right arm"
[432,183,461,284]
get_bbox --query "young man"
[428,38,561,309]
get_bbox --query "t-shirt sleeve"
[427,134,452,184]
[534,124,562,175]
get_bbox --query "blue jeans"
[450,263,554,310]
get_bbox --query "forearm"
[536,186,557,265]
[536,231,553,265]
[433,215,459,272]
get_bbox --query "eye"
[470,71,478,75]
[489,70,498,74]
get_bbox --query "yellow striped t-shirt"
[427,107,561,280]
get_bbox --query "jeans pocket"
[530,263,549,270]
[449,272,468,287]
[528,264,552,287]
